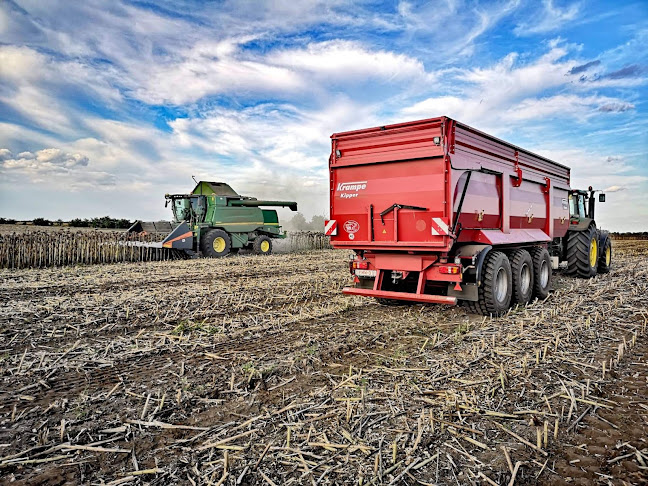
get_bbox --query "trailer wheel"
[201,229,231,258]
[566,225,598,278]
[470,251,512,316]
[598,238,612,274]
[529,247,551,300]
[253,235,273,255]
[510,249,534,305]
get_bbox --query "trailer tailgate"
[329,119,451,250]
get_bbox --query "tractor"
[555,186,612,277]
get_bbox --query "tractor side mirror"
[599,193,606,203]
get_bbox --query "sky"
[0,0,646,232]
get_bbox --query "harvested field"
[1,240,647,485]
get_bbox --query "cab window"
[569,195,576,217]
[577,195,586,218]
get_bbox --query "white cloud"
[507,94,635,121]
[400,42,636,130]
[133,39,434,105]
[0,147,111,189]
[271,40,429,82]
[514,0,580,36]
[169,99,377,169]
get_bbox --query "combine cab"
[127,181,297,257]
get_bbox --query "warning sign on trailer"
[430,218,449,236]
[324,220,337,236]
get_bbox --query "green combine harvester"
[127,181,297,257]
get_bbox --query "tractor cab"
[569,190,589,221]
[569,186,605,230]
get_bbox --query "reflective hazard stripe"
[430,218,449,236]
[324,220,337,236]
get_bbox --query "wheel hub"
[213,237,226,253]
[540,260,549,287]
[589,238,598,268]
[520,263,531,294]
[260,240,270,252]
[495,267,508,303]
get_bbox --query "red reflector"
[570,221,578,225]
[356,261,368,270]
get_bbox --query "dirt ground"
[1,241,646,485]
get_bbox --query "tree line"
[0,216,133,229]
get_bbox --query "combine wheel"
[566,225,598,278]
[201,229,231,258]
[469,251,512,316]
[598,238,612,274]
[253,235,273,255]
[528,247,551,300]
[510,249,534,305]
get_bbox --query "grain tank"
[327,117,611,315]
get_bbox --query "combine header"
[127,181,297,257]
[327,117,611,315]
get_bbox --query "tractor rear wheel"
[566,225,598,278]
[201,229,231,258]
[510,249,534,305]
[253,235,273,255]
[469,251,512,316]
[598,238,612,274]
[529,247,551,300]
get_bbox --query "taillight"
[439,265,461,274]
[349,260,369,273]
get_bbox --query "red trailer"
[328,117,611,315]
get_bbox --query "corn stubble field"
[1,240,647,485]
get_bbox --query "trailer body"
[328,117,572,306]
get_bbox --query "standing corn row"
[288,232,332,251]
[0,231,183,269]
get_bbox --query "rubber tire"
[566,225,598,278]
[200,229,231,258]
[510,249,534,305]
[466,251,512,316]
[528,246,551,300]
[253,235,273,255]
[598,238,612,274]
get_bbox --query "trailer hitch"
[379,204,428,224]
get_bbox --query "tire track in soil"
[1,299,373,410]
[0,266,332,302]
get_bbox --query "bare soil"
[1,241,646,485]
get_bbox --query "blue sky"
[0,0,646,231]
